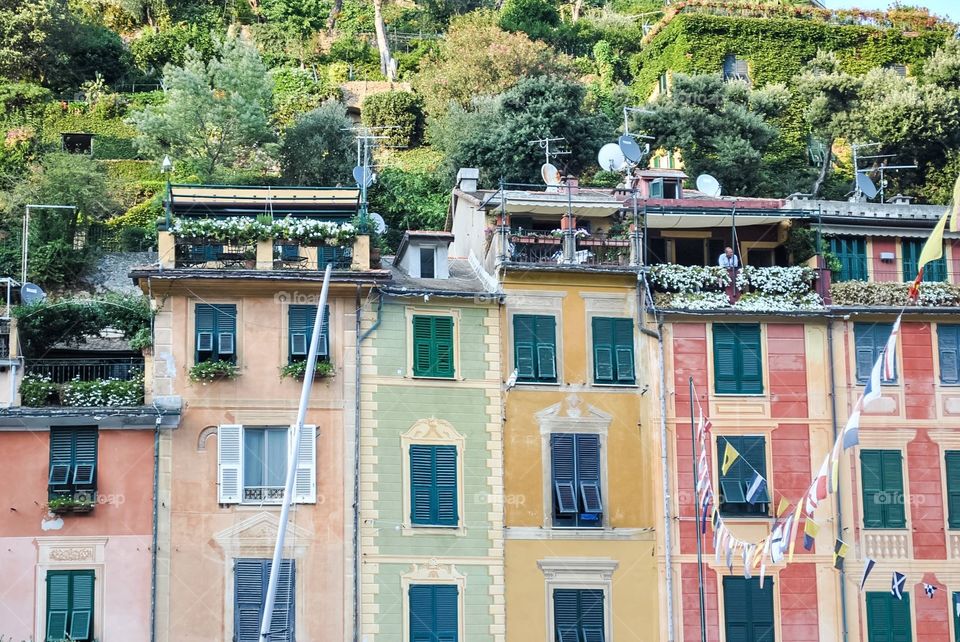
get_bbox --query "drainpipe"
[354,288,383,642]
[150,424,159,642]
[638,274,676,642]
[827,318,849,641]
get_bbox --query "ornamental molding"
[536,394,612,435]
[401,417,465,446]
[35,536,108,565]
[537,557,619,581]
[402,559,466,583]
[213,511,311,557]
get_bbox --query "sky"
[826,0,956,21]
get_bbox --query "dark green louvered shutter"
[947,452,960,529]
[892,593,912,642]
[904,239,946,282]
[723,577,749,642]
[579,589,605,642]
[882,450,906,528]
[742,436,769,504]
[577,435,602,517]
[73,428,97,487]
[289,304,329,362]
[861,451,885,529]
[235,559,264,642]
[551,434,578,524]
[46,572,70,641]
[434,317,454,378]
[613,318,635,384]
[435,585,458,642]
[69,571,94,640]
[409,585,432,642]
[713,325,739,394]
[49,429,74,489]
[435,446,458,526]
[855,324,878,384]
[553,589,581,642]
[535,316,557,381]
[749,577,774,641]
[514,316,536,380]
[592,318,615,383]
[830,237,868,281]
[954,592,960,642]
[269,560,295,641]
[410,585,458,642]
[410,445,434,525]
[196,304,237,363]
[412,316,455,378]
[215,305,237,363]
[738,325,763,394]
[413,316,434,377]
[867,591,913,642]
[196,304,216,362]
[940,325,960,385]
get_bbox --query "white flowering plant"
[648,264,731,292]
[831,281,960,307]
[736,265,817,296]
[189,359,240,383]
[172,217,358,247]
[60,373,144,407]
[19,374,59,407]
[550,228,591,238]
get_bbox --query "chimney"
[456,168,479,192]
[889,193,913,205]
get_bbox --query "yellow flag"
[787,500,805,563]
[918,210,949,272]
[776,497,790,518]
[721,441,740,475]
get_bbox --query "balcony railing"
[161,231,372,271]
[0,319,9,359]
[577,234,632,267]
[25,358,144,383]
[508,235,563,263]
[506,232,635,267]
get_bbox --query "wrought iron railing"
[175,241,256,268]
[244,486,285,503]
[577,235,632,266]
[508,235,563,263]
[0,319,9,359]
[25,358,144,384]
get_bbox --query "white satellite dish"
[370,212,387,234]
[541,163,562,186]
[353,166,374,188]
[618,135,644,164]
[20,282,46,304]
[696,174,722,197]
[856,172,878,199]
[598,143,626,172]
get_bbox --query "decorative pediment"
[538,558,619,581]
[401,418,464,445]
[403,560,466,582]
[536,394,612,435]
[213,511,312,556]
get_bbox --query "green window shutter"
[413,316,433,377]
[69,571,94,641]
[713,325,739,394]
[73,428,97,488]
[831,237,868,282]
[435,445,458,526]
[214,304,237,363]
[738,325,763,394]
[578,589,605,642]
[719,436,767,515]
[195,304,216,362]
[723,577,749,642]
[515,315,557,383]
[409,584,433,642]
[592,318,615,383]
[410,445,435,524]
[940,325,960,385]
[196,304,237,363]
[861,450,885,529]
[554,589,580,642]
[551,434,578,522]
[904,239,946,282]
[855,323,896,384]
[749,576,774,640]
[235,559,264,642]
[434,317,455,378]
[535,316,557,382]
[49,429,74,489]
[947,452,960,529]
[46,572,70,641]
[613,318,635,384]
[867,591,913,642]
[882,450,906,528]
[434,585,459,642]
[289,305,329,361]
[576,435,602,515]
[954,592,960,642]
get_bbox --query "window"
[46,570,95,642]
[713,324,763,395]
[722,577,773,642]
[903,238,946,282]
[410,445,458,526]
[195,303,237,363]
[829,237,868,281]
[48,427,97,499]
[722,54,750,82]
[412,315,455,378]
[288,305,329,363]
[409,584,458,642]
[420,247,436,279]
[718,436,768,516]
[514,315,557,383]
[946,451,960,529]
[861,450,906,529]
[854,323,897,384]
[217,425,316,504]
[939,325,960,384]
[650,178,663,199]
[553,588,604,642]
[866,591,912,642]
[551,433,602,528]
[592,317,635,385]
[234,558,295,642]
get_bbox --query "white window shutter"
[292,424,316,503]
[218,424,242,503]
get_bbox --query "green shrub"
[361,91,425,148]
[499,0,560,42]
[129,327,153,351]
[61,374,144,406]
[19,375,60,407]
[0,82,51,119]
[272,67,340,129]
[280,359,335,379]
[28,241,89,289]
[120,226,152,251]
[189,360,241,383]
[131,24,217,73]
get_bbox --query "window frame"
[48,427,98,499]
[938,324,960,385]
[721,576,775,642]
[513,313,559,385]
[717,435,770,517]
[590,317,636,386]
[854,323,898,385]
[410,312,457,379]
[400,418,466,534]
[233,558,296,642]
[550,433,604,529]
[242,426,289,504]
[860,449,907,530]
[712,323,764,395]
[217,424,316,505]
[540,559,617,642]
[287,303,330,364]
[194,303,238,364]
[408,583,459,642]
[552,588,606,642]
[865,591,912,642]
[409,444,459,527]
[45,569,95,642]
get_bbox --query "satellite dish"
[353,166,374,188]
[370,212,387,234]
[598,143,626,172]
[696,174,722,197]
[541,163,562,186]
[20,282,46,304]
[618,135,644,164]
[856,172,878,199]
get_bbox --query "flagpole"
[690,376,708,642]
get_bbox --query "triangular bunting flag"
[721,441,740,475]
[776,497,790,518]
[746,471,767,505]
[803,518,820,551]
[833,539,848,570]
[787,501,804,563]
[859,559,876,591]
[924,583,937,599]
[770,523,784,565]
[892,572,906,600]
[842,409,861,450]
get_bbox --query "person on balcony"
[718,246,739,269]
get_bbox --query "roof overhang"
[480,190,623,218]
[0,404,181,430]
[817,223,960,239]
[644,208,805,229]
[168,184,361,218]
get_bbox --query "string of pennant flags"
[691,175,960,602]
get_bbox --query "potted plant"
[280,360,335,381]
[189,360,240,383]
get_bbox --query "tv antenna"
[851,141,917,203]
[529,136,571,166]
[346,127,390,231]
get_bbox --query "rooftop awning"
[817,223,960,239]
[481,190,623,218]
[644,207,806,229]
[168,184,361,218]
